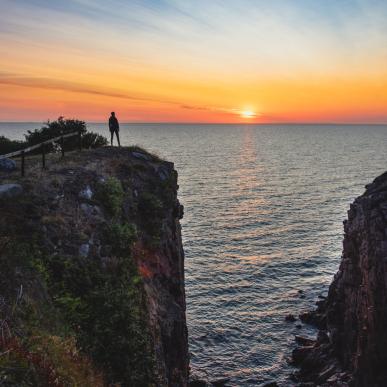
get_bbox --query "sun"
[240,110,256,119]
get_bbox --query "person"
[108,112,121,146]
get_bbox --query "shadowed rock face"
[294,171,387,386]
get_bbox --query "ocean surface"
[2,122,387,386]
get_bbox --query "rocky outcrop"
[0,146,188,386]
[293,172,387,386]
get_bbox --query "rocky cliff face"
[0,146,188,386]
[294,171,387,386]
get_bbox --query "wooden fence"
[0,131,82,176]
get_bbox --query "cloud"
[0,72,232,114]
[0,71,169,104]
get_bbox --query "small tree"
[25,117,107,151]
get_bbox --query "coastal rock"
[211,378,230,386]
[293,171,387,386]
[0,183,23,198]
[285,313,296,322]
[132,150,152,161]
[0,147,189,386]
[0,158,16,171]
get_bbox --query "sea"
[2,122,387,386]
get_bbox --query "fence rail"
[0,130,82,176]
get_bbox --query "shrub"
[42,252,154,385]
[82,131,108,149]
[0,135,26,155]
[96,178,124,216]
[25,117,107,152]
[106,222,137,256]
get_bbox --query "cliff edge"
[293,171,387,386]
[0,146,188,386]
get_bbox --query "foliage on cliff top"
[0,117,107,155]
[25,117,107,150]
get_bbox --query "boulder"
[0,183,23,198]
[0,158,16,171]
[285,313,296,322]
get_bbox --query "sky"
[0,0,386,123]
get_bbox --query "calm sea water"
[2,122,387,386]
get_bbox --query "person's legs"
[110,130,114,146]
[116,130,121,147]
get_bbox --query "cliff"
[293,171,387,386]
[0,146,188,386]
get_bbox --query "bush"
[25,117,107,151]
[82,131,108,149]
[96,178,124,216]
[0,136,26,155]
[41,251,154,385]
[106,222,137,256]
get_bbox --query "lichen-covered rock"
[294,171,387,386]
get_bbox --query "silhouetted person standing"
[109,112,121,146]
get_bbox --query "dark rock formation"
[293,171,387,386]
[0,158,16,171]
[0,146,188,386]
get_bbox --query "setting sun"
[240,110,256,119]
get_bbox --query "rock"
[259,382,278,387]
[299,310,325,328]
[316,330,329,344]
[190,380,208,387]
[294,171,387,386]
[79,243,90,257]
[0,183,23,198]
[285,313,296,322]
[132,151,152,161]
[295,336,315,346]
[292,346,313,364]
[0,158,16,171]
[80,203,101,217]
[157,165,170,181]
[211,378,230,386]
[79,185,93,200]
[296,324,302,329]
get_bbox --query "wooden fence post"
[42,144,46,169]
[61,134,65,157]
[21,151,25,177]
[78,130,82,151]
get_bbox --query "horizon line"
[1,121,387,126]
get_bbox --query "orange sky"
[1,0,387,123]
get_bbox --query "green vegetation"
[25,116,107,151]
[96,177,125,216]
[105,222,137,255]
[138,191,164,247]
[0,136,25,154]
[0,240,104,387]
[43,251,154,385]
[0,117,107,155]
[1,222,154,386]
